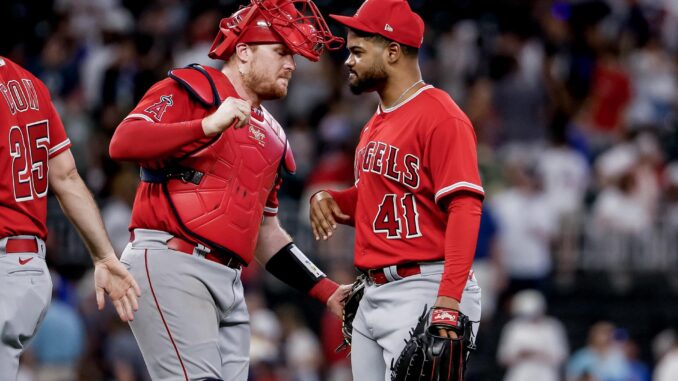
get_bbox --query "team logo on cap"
[384,24,393,32]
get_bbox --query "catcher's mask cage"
[208,0,344,62]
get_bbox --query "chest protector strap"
[140,167,204,185]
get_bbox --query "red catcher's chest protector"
[162,64,295,264]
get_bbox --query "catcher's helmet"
[208,0,344,62]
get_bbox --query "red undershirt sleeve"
[438,192,483,301]
[109,118,205,162]
[325,185,358,226]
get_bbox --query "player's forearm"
[109,118,205,162]
[253,217,293,264]
[438,193,483,301]
[52,169,116,261]
[255,217,338,303]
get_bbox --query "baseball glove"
[335,274,366,353]
[390,306,475,381]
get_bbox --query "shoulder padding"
[168,64,223,108]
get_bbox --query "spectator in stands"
[566,322,632,381]
[538,116,590,281]
[592,144,650,235]
[497,289,568,381]
[491,146,558,300]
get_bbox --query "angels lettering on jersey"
[356,141,420,189]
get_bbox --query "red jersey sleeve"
[426,117,484,206]
[126,79,191,124]
[438,193,482,301]
[109,79,211,164]
[264,177,283,216]
[47,101,71,158]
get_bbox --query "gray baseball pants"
[351,263,482,381]
[0,236,50,381]
[121,229,249,381]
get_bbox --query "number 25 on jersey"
[9,120,49,202]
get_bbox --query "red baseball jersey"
[122,78,282,239]
[0,57,71,239]
[353,85,484,269]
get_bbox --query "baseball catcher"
[391,306,475,381]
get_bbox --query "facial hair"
[349,60,388,95]
[243,58,289,100]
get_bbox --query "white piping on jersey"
[48,139,71,155]
[434,181,485,202]
[264,206,278,214]
[125,113,155,123]
[377,85,434,114]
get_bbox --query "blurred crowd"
[2,0,678,380]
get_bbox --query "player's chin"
[275,83,288,98]
[349,81,367,95]
[261,84,288,100]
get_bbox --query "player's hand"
[326,284,352,319]
[94,255,141,322]
[310,191,350,241]
[201,97,251,136]
[434,296,461,339]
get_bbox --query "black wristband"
[265,243,326,293]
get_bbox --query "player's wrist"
[201,115,217,136]
[92,252,118,266]
[310,190,331,204]
[434,296,460,310]
[308,277,339,304]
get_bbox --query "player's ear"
[234,43,253,63]
[385,41,402,64]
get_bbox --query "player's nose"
[344,54,355,68]
[283,54,296,71]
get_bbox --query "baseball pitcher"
[310,1,484,380]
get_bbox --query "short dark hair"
[348,28,419,57]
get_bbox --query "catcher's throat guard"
[209,0,344,62]
[391,306,476,381]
